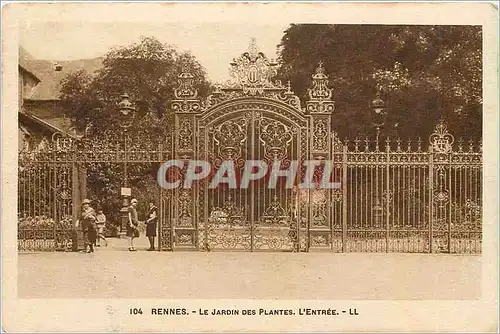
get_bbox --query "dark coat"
[81,207,97,243]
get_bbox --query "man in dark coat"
[80,199,97,253]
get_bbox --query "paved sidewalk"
[18,235,481,300]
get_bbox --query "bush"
[103,222,119,237]
[18,215,73,229]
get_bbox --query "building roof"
[20,46,103,101]
[19,110,80,139]
[19,46,41,83]
[18,65,41,84]
[19,46,35,68]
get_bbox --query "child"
[96,209,107,247]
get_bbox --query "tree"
[60,36,211,137]
[276,24,482,142]
[59,37,211,222]
[59,69,100,133]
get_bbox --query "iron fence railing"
[17,120,482,254]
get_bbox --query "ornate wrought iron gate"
[18,39,482,254]
[18,134,85,251]
[197,106,306,251]
[162,39,482,253]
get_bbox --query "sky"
[19,22,291,83]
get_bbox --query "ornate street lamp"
[118,93,136,233]
[371,89,387,145]
[118,93,136,130]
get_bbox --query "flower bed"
[18,215,74,252]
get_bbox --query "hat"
[82,199,91,205]
[131,198,138,204]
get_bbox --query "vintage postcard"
[2,1,498,332]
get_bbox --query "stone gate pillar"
[170,63,202,250]
[305,62,336,251]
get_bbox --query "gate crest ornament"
[429,119,454,155]
[227,38,283,95]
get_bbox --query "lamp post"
[370,89,389,231]
[371,89,388,146]
[117,93,136,233]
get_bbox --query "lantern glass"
[117,93,136,128]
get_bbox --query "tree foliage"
[60,36,211,137]
[59,37,211,219]
[277,24,482,141]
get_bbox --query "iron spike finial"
[396,137,402,152]
[248,37,259,60]
[354,137,360,151]
[458,138,464,152]
[385,136,391,149]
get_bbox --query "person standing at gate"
[127,198,140,251]
[80,199,97,253]
[145,201,158,251]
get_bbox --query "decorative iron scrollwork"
[258,195,291,226]
[55,179,72,204]
[209,195,246,228]
[269,82,303,110]
[259,119,293,160]
[178,117,194,151]
[227,38,282,95]
[52,132,74,152]
[212,118,248,160]
[306,62,335,113]
[433,168,450,209]
[171,61,201,114]
[312,189,328,226]
[313,118,328,152]
[429,119,454,155]
[174,61,198,99]
[332,189,343,202]
[178,189,193,226]
[309,61,332,100]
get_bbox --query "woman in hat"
[80,199,97,253]
[127,198,139,251]
[145,201,158,251]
